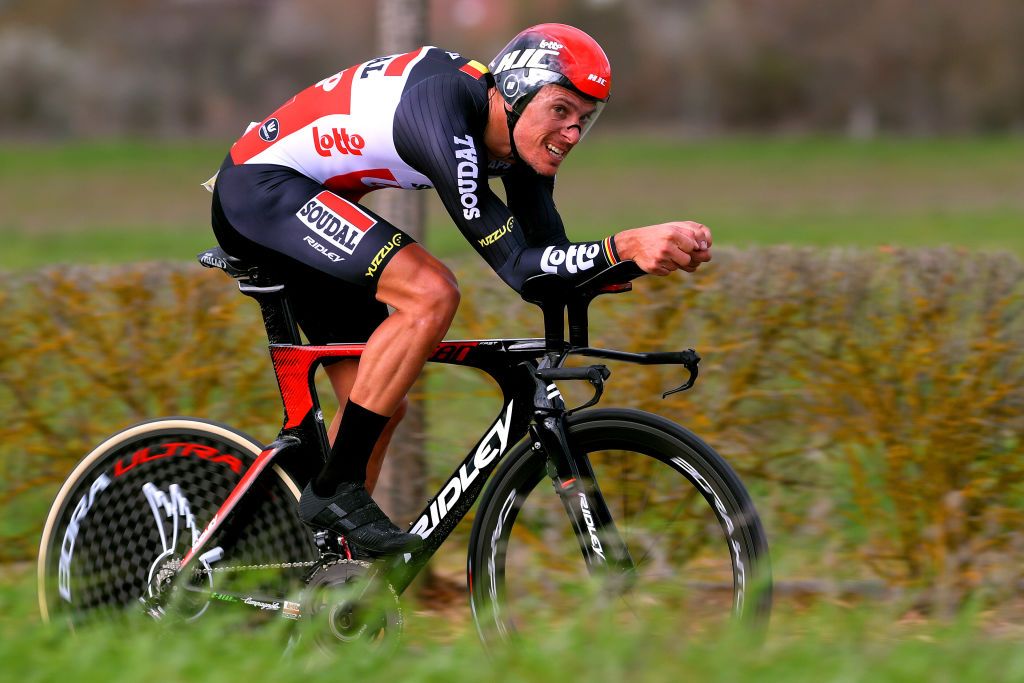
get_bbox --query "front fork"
[529,366,636,583]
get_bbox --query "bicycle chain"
[162,558,322,577]
[206,560,321,575]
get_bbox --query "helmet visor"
[502,70,607,139]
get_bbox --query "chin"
[525,155,560,177]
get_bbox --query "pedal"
[314,529,343,554]
[313,530,356,560]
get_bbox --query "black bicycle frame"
[180,257,700,599]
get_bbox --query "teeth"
[546,144,565,157]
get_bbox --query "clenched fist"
[613,221,712,275]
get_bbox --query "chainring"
[301,558,403,651]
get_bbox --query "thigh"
[212,161,411,343]
[212,161,415,292]
[285,269,389,344]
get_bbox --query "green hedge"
[3,247,1022,606]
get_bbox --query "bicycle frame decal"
[577,492,606,560]
[428,341,479,363]
[410,400,515,540]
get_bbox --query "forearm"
[495,236,621,291]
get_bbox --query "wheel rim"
[478,418,769,642]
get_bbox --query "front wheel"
[468,408,771,647]
[38,418,317,627]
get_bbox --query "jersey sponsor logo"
[303,235,344,262]
[316,70,346,92]
[365,233,403,279]
[258,118,280,142]
[540,243,602,275]
[452,134,481,220]
[313,126,365,157]
[360,56,390,78]
[492,48,560,73]
[478,216,514,247]
[296,193,375,255]
[587,73,608,86]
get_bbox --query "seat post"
[238,282,303,345]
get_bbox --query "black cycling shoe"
[298,481,424,557]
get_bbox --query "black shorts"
[211,158,416,344]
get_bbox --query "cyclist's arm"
[394,75,621,292]
[500,166,567,248]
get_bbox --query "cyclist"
[209,23,712,556]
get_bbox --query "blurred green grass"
[2,135,1022,268]
[3,564,1023,683]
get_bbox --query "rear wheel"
[38,418,316,627]
[468,409,771,647]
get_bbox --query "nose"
[562,123,582,145]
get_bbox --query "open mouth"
[545,143,567,161]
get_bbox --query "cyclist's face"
[514,86,597,176]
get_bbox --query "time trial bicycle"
[38,246,771,648]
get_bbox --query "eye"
[552,105,567,117]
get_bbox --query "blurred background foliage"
[2,250,1022,611]
[1,0,1024,138]
[2,0,1024,630]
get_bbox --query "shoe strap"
[338,503,392,531]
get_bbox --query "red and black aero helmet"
[489,23,612,139]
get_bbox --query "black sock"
[312,400,391,497]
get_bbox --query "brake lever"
[662,349,701,398]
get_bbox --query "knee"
[412,267,461,325]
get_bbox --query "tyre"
[38,418,317,627]
[468,408,771,646]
